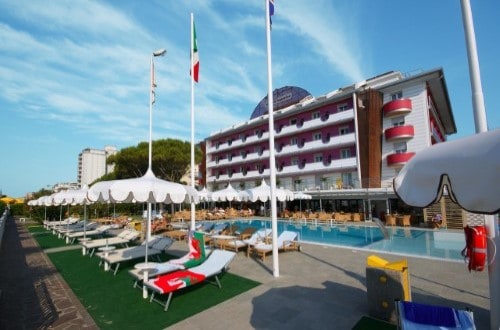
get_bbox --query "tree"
[105,138,202,183]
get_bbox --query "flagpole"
[190,12,196,231]
[460,2,498,329]
[265,0,279,278]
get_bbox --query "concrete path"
[0,216,490,329]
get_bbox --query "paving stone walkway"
[0,215,97,329]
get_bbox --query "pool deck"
[0,216,491,329]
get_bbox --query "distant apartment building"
[77,146,117,187]
[201,68,456,216]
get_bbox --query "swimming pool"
[226,219,466,262]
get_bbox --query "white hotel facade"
[201,68,456,215]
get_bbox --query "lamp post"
[142,48,166,299]
[147,48,166,239]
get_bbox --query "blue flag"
[269,0,274,26]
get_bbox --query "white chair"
[249,230,300,261]
[96,236,174,275]
[143,249,236,311]
[81,229,140,256]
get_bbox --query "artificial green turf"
[46,247,260,329]
[28,226,69,249]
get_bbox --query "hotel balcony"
[206,157,357,184]
[206,108,355,154]
[275,108,354,138]
[386,152,415,167]
[382,99,412,117]
[384,125,415,142]
[277,132,356,157]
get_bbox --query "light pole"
[147,48,166,237]
[148,48,167,171]
[143,48,165,299]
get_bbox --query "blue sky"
[1,0,498,198]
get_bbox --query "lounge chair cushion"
[153,270,206,294]
[402,301,456,327]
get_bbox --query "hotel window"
[227,138,232,146]
[339,126,350,135]
[290,118,297,125]
[337,103,349,112]
[391,91,403,100]
[290,137,298,145]
[313,132,322,141]
[240,150,246,158]
[227,153,233,161]
[314,153,323,163]
[312,112,321,119]
[340,148,351,159]
[394,141,407,153]
[216,141,220,149]
[392,116,405,127]
[291,157,299,166]
[215,155,220,164]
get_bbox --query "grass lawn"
[30,226,261,329]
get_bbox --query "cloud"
[279,1,365,82]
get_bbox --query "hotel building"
[201,68,457,220]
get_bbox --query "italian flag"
[191,21,199,83]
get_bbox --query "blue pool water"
[227,219,466,262]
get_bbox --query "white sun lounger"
[82,229,140,257]
[218,228,271,252]
[249,230,300,261]
[144,249,236,311]
[64,225,112,244]
[96,236,174,275]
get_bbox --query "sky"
[1,0,498,198]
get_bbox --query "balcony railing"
[384,125,415,141]
[386,152,415,166]
[382,99,412,117]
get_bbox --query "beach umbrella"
[197,186,212,202]
[87,169,199,265]
[211,183,242,203]
[394,129,499,214]
[393,129,500,329]
[293,192,312,213]
[246,179,295,203]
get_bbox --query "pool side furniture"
[65,225,112,244]
[219,229,270,253]
[248,230,300,261]
[143,249,236,311]
[81,229,140,257]
[385,214,397,226]
[129,231,208,286]
[395,300,475,329]
[95,236,174,275]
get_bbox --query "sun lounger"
[248,230,300,261]
[143,249,236,311]
[217,228,270,252]
[96,236,174,275]
[395,300,475,329]
[65,225,111,244]
[129,231,208,287]
[54,222,98,237]
[44,216,79,229]
[164,229,188,241]
[81,229,140,256]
